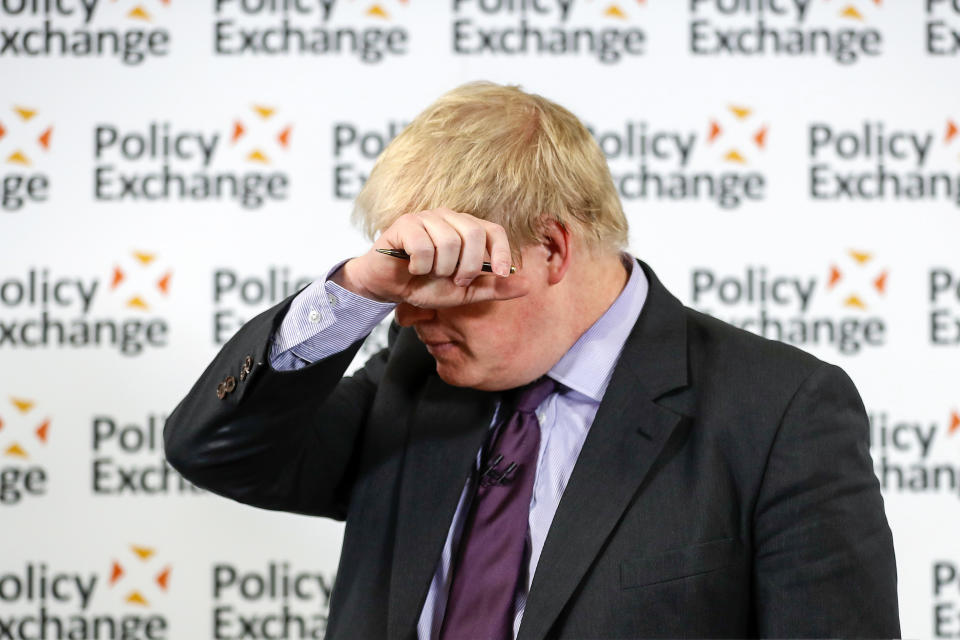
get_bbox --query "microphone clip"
[479,454,518,487]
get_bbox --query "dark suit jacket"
[164,260,900,639]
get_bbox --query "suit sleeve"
[752,363,901,638]
[163,293,396,520]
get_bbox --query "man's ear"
[540,219,572,285]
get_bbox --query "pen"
[376,249,516,274]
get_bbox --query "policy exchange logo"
[591,103,769,209]
[826,250,887,310]
[808,117,960,206]
[231,105,293,166]
[93,105,292,209]
[451,0,647,64]
[690,249,889,354]
[0,249,172,355]
[0,106,53,212]
[0,397,49,461]
[688,0,884,64]
[111,251,173,311]
[0,396,50,505]
[0,544,173,637]
[707,104,768,166]
[109,545,172,607]
[213,0,411,62]
[0,0,172,65]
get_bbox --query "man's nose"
[395,303,437,326]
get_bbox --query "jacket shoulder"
[676,306,838,425]
[684,305,824,378]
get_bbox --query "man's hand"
[333,208,529,308]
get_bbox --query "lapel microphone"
[476,388,526,488]
[480,454,519,487]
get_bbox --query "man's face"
[394,243,562,391]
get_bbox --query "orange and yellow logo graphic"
[834,0,881,22]
[0,397,50,460]
[110,251,172,311]
[603,1,644,20]
[113,0,171,22]
[231,105,292,165]
[109,545,172,607]
[949,410,959,436]
[827,250,888,310]
[0,106,53,167]
[361,0,411,20]
[707,105,768,165]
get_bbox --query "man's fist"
[332,208,528,309]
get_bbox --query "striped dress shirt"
[269,254,649,639]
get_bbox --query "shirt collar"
[548,253,649,403]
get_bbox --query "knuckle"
[409,257,432,274]
[465,226,485,243]
[439,236,461,252]
[459,265,481,280]
[484,223,509,242]
[410,244,433,261]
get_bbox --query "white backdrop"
[2,1,959,638]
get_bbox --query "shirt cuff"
[269,260,396,368]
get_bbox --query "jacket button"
[223,376,237,393]
[216,382,227,400]
[244,356,254,370]
[239,369,248,382]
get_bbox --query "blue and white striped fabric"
[268,261,396,369]
[269,255,649,640]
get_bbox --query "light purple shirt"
[269,254,649,639]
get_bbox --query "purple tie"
[439,376,557,640]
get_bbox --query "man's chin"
[433,361,475,388]
[434,362,517,392]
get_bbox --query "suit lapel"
[387,373,495,640]
[518,260,690,640]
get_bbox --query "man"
[164,82,900,639]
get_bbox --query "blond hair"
[353,82,628,258]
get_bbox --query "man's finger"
[443,212,488,286]
[463,271,530,304]
[481,220,513,277]
[420,214,463,278]
[398,224,435,276]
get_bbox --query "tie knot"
[514,376,556,414]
